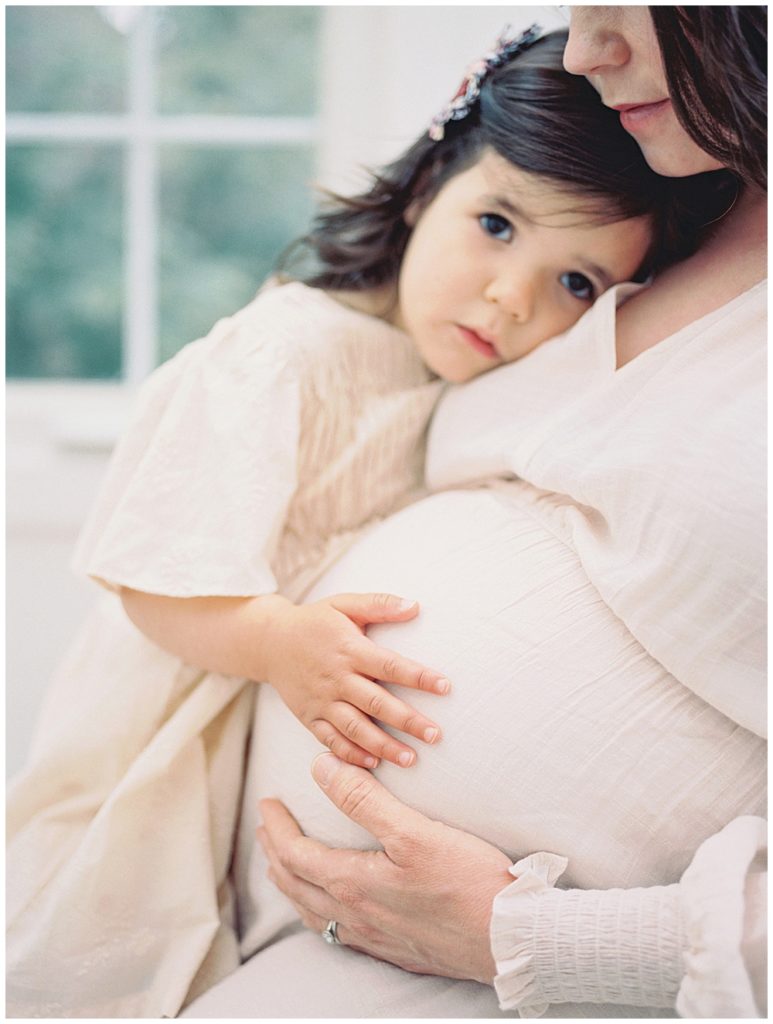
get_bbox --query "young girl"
[8,26,728,1019]
[74,27,716,772]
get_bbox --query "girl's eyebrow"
[482,193,536,225]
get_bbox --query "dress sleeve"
[490,816,767,1017]
[72,300,302,598]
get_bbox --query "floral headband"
[428,24,543,142]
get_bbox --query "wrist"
[241,593,299,683]
[475,877,512,986]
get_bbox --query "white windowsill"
[7,379,137,450]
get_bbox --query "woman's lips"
[614,99,671,133]
[456,326,500,360]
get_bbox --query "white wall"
[317,6,564,193]
[7,385,136,776]
[6,6,566,777]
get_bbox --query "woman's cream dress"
[211,280,764,1019]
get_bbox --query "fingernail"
[396,598,417,611]
[423,726,439,743]
[364,756,378,768]
[398,751,414,767]
[313,751,342,788]
[436,678,451,694]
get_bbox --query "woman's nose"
[485,274,534,322]
[563,9,630,77]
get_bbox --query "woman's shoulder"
[614,269,765,368]
[617,191,766,365]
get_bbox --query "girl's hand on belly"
[266,592,450,769]
[258,752,514,984]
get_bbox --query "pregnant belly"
[236,487,764,953]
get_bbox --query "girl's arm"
[120,588,296,681]
[120,587,449,768]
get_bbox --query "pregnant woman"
[7,6,765,1020]
[183,6,766,1018]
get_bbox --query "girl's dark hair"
[650,6,767,191]
[281,30,730,293]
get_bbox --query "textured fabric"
[422,280,767,1016]
[231,487,764,1018]
[6,594,253,1019]
[72,282,442,601]
[490,819,767,1019]
[427,280,766,738]
[7,279,766,1018]
[492,860,686,1014]
[6,282,442,1018]
[227,281,765,1017]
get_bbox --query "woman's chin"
[637,132,724,178]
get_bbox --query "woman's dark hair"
[650,6,767,191]
[281,30,729,294]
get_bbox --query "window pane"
[158,145,316,363]
[6,7,126,113]
[7,145,123,379]
[157,6,320,115]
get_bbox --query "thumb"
[311,753,429,845]
[327,592,420,626]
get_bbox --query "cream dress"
[187,280,765,1019]
[7,280,765,1019]
[6,281,443,1018]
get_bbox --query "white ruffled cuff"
[677,816,766,1018]
[490,854,686,1016]
[490,851,568,1016]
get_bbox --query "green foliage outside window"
[157,5,320,116]
[7,6,126,113]
[7,145,124,378]
[158,145,315,363]
[6,5,321,380]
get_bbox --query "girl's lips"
[456,325,500,360]
[615,99,671,133]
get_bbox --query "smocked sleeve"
[490,816,767,1017]
[72,298,302,598]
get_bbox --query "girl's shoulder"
[141,279,426,414]
[147,279,368,388]
[200,278,402,369]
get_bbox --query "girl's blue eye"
[560,271,596,301]
[480,213,513,241]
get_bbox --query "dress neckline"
[595,277,766,377]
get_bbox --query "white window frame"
[6,6,320,388]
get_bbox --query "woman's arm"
[488,815,766,1016]
[260,753,767,1016]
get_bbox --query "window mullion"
[124,8,158,385]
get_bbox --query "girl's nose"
[563,9,630,77]
[485,274,535,323]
